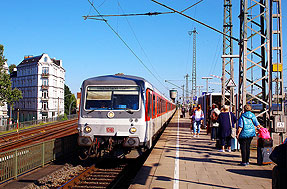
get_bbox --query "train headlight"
[107,111,115,118]
[129,127,137,134]
[84,126,92,133]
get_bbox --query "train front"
[77,75,146,158]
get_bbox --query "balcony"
[41,85,49,90]
[41,97,49,101]
[41,108,49,112]
[41,73,49,78]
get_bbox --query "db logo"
[106,127,114,133]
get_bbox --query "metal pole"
[69,100,76,116]
[202,77,213,94]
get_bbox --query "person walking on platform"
[217,105,237,152]
[181,106,186,118]
[237,104,261,166]
[192,104,204,137]
[210,104,220,141]
[190,106,196,134]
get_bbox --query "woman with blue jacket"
[237,104,261,166]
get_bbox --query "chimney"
[24,55,33,59]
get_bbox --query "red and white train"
[77,74,176,158]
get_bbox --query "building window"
[42,91,48,98]
[43,102,48,110]
[42,67,49,74]
[44,57,48,62]
[42,79,48,86]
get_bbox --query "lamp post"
[69,99,76,117]
[17,108,19,132]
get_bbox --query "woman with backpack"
[237,104,262,166]
[210,104,220,140]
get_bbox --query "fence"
[0,114,78,132]
[0,134,77,183]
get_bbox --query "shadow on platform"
[226,169,272,179]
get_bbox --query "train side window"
[156,97,159,114]
[153,94,155,116]
[147,91,151,118]
[148,92,152,117]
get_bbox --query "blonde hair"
[222,105,229,112]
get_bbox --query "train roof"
[81,74,150,90]
[81,74,173,103]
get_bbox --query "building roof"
[18,54,61,67]
[19,55,42,66]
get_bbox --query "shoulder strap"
[229,112,233,128]
[242,114,256,126]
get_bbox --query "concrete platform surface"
[130,111,274,189]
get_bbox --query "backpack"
[258,127,271,139]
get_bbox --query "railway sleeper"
[85,178,115,182]
[72,186,106,189]
[89,173,119,177]
[77,181,111,186]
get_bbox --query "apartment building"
[11,53,65,121]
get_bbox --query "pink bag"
[258,128,271,139]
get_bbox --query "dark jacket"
[217,112,237,138]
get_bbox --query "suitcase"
[231,137,240,151]
[258,138,273,148]
[257,147,273,165]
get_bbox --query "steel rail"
[0,119,77,143]
[0,122,77,152]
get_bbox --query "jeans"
[211,127,219,139]
[193,121,201,134]
[239,137,253,163]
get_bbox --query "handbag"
[229,112,236,138]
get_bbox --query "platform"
[130,111,274,189]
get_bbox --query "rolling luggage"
[231,137,240,151]
[257,147,272,165]
[258,138,273,148]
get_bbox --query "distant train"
[77,74,176,159]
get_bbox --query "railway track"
[60,163,127,189]
[0,119,78,152]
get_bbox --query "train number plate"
[106,127,114,133]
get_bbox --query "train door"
[145,89,153,148]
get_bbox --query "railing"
[0,134,77,183]
[41,97,49,101]
[41,108,49,112]
[0,114,78,132]
[41,73,49,77]
[41,85,49,90]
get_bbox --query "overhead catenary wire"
[84,0,203,19]
[86,0,169,91]
[150,0,239,42]
[117,1,165,83]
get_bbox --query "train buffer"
[130,111,274,189]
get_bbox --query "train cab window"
[85,86,140,111]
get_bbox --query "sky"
[1,0,286,99]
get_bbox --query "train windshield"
[85,86,140,111]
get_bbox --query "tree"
[8,64,16,74]
[0,44,7,72]
[0,44,22,122]
[64,84,76,115]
